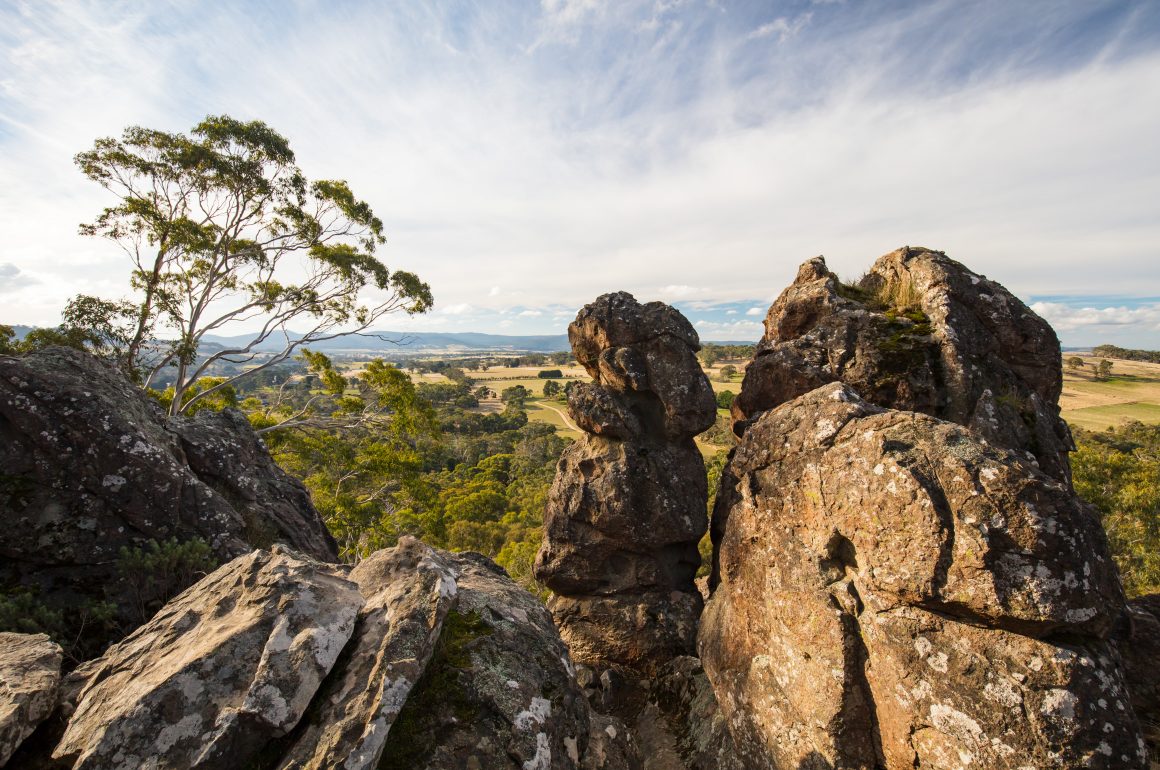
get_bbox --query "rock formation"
[5,539,634,769]
[0,632,62,766]
[53,546,363,770]
[702,383,1146,768]
[1115,594,1160,765]
[534,292,716,672]
[732,247,1074,484]
[0,346,337,657]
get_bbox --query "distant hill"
[1091,344,1160,364]
[200,330,572,354]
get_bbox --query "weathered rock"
[645,656,746,770]
[536,293,715,673]
[732,247,1074,483]
[276,537,458,770]
[0,632,62,766]
[376,550,592,770]
[582,711,640,770]
[569,292,716,441]
[547,592,702,674]
[702,383,1145,769]
[1116,594,1160,766]
[567,382,641,440]
[53,547,362,770]
[0,346,337,657]
[536,437,706,596]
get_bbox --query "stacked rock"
[534,292,717,673]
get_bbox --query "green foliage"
[698,449,731,577]
[717,364,738,382]
[0,588,117,662]
[542,379,562,397]
[1067,356,1086,370]
[1091,344,1160,364]
[152,376,239,416]
[715,390,735,410]
[537,369,563,379]
[116,537,219,623]
[1096,359,1114,380]
[1073,422,1160,596]
[500,384,530,407]
[72,114,432,414]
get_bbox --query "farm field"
[1059,356,1160,431]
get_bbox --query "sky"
[1,0,1159,346]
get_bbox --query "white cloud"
[747,14,812,43]
[0,2,1157,345]
[0,263,36,292]
[693,319,763,340]
[518,309,543,316]
[1030,302,1160,333]
[658,285,706,299]
[725,309,737,314]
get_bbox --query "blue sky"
[2,0,1159,345]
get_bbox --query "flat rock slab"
[0,632,63,766]
[53,547,362,770]
[276,537,459,770]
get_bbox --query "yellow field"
[1060,356,1160,431]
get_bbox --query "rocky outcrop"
[373,548,592,770]
[53,547,363,769]
[1116,594,1160,766]
[4,540,627,769]
[702,383,1146,768]
[534,293,716,672]
[0,632,62,767]
[732,247,1074,483]
[0,346,337,657]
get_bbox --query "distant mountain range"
[7,324,758,353]
[200,331,572,354]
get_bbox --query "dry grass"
[876,277,921,311]
[1061,356,1160,430]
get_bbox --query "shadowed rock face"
[535,293,716,673]
[701,384,1145,769]
[0,346,337,657]
[732,247,1074,484]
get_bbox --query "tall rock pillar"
[534,292,716,673]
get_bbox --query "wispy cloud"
[1,1,1158,343]
[0,263,35,292]
[747,14,812,43]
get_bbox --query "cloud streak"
[1,1,1159,345]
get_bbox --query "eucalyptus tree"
[71,115,431,416]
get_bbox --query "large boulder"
[52,547,363,770]
[702,383,1146,769]
[0,632,62,766]
[535,293,715,673]
[374,547,593,770]
[732,247,1074,484]
[0,346,338,658]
